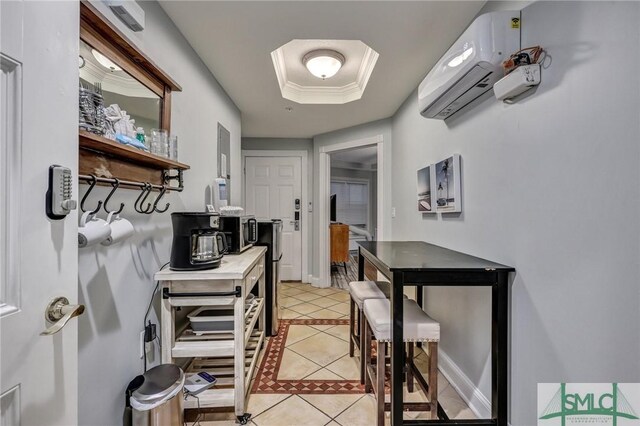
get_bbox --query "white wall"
[312,119,392,281]
[391,2,640,424]
[77,2,241,425]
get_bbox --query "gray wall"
[77,2,241,425]
[330,166,378,236]
[241,138,314,281]
[312,119,392,281]
[391,2,640,424]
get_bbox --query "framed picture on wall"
[435,154,461,213]
[417,165,435,213]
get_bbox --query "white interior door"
[1,1,79,425]
[245,156,302,281]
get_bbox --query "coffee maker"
[170,212,228,271]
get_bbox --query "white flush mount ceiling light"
[92,49,122,72]
[303,49,345,79]
[271,39,379,104]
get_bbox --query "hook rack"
[78,174,182,215]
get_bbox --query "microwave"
[219,215,258,253]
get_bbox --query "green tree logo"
[540,384,639,426]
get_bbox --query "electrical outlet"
[139,330,145,359]
[391,207,396,218]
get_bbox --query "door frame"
[242,150,309,283]
[319,134,384,287]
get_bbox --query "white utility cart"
[155,246,266,425]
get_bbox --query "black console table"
[357,241,515,426]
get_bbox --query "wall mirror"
[79,38,162,134]
[78,1,187,188]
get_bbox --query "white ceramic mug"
[102,212,134,246]
[78,211,111,248]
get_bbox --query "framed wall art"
[435,154,461,213]
[417,165,435,213]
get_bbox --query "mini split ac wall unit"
[418,11,521,119]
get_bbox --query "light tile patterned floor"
[199,282,476,426]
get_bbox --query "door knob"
[40,297,85,336]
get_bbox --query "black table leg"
[391,271,405,426]
[492,271,509,426]
[358,249,365,281]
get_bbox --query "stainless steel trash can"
[130,364,185,426]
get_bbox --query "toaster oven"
[218,215,257,253]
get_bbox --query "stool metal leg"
[407,342,414,393]
[428,341,438,419]
[376,340,386,426]
[364,320,372,394]
[349,298,355,357]
[359,308,366,385]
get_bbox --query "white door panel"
[245,156,302,281]
[0,1,79,425]
[277,186,294,220]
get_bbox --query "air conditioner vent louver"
[106,1,145,32]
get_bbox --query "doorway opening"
[318,134,384,288]
[329,146,377,288]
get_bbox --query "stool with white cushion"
[348,280,390,384]
[363,298,440,425]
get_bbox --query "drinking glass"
[150,129,168,157]
[169,135,178,161]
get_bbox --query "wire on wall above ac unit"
[495,46,545,103]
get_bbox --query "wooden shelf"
[183,331,265,410]
[79,130,189,186]
[79,130,189,171]
[172,298,264,359]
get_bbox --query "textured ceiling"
[160,1,485,138]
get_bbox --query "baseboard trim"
[438,349,491,419]
[308,275,328,288]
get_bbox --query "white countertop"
[154,246,267,281]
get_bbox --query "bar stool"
[362,298,440,425]
[348,280,390,384]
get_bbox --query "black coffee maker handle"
[215,231,228,254]
[247,218,258,243]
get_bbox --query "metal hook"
[134,183,152,214]
[139,183,156,214]
[80,175,103,214]
[152,185,170,213]
[103,178,125,215]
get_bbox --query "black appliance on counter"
[170,212,228,271]
[253,219,283,336]
[218,215,258,253]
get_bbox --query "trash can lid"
[131,364,184,408]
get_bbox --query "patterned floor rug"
[251,318,366,394]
